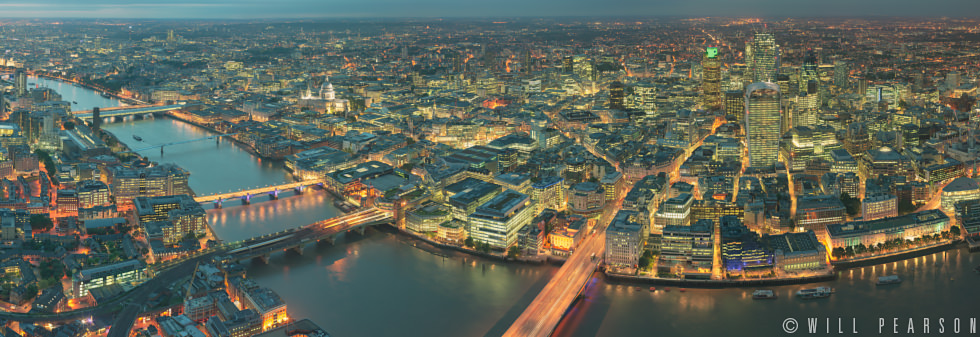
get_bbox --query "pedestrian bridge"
[193,179,326,206]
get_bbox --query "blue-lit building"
[719,216,773,276]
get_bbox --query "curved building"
[941,177,980,212]
[745,82,782,168]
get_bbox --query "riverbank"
[603,272,837,288]
[830,240,962,269]
[387,225,568,265]
[165,113,280,161]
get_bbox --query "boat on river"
[133,135,143,141]
[796,287,833,299]
[877,275,902,285]
[752,290,776,299]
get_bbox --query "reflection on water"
[556,249,978,337]
[29,76,121,112]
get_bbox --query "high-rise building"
[725,90,745,123]
[748,32,780,83]
[799,51,819,94]
[609,81,625,110]
[702,47,723,110]
[745,82,782,168]
[833,61,849,88]
[14,70,27,97]
[92,107,101,131]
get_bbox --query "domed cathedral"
[300,75,349,114]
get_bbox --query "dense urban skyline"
[1,0,980,19]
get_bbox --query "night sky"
[0,0,979,19]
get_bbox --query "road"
[503,201,619,337]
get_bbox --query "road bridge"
[74,104,184,123]
[193,179,326,206]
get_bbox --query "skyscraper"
[702,47,722,110]
[745,82,781,168]
[799,50,819,94]
[725,90,745,123]
[609,81,625,110]
[14,70,27,97]
[92,107,101,131]
[749,32,780,83]
[833,61,849,88]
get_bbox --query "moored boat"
[133,135,143,141]
[876,275,902,285]
[752,289,776,299]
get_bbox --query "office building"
[109,164,192,203]
[605,210,647,269]
[748,32,780,83]
[702,47,722,110]
[745,82,782,168]
[467,189,533,249]
[827,210,949,251]
[72,259,146,298]
[763,231,827,271]
[862,193,898,221]
[941,177,980,212]
[654,193,693,233]
[659,220,714,277]
[795,195,846,235]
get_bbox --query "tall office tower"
[947,71,961,88]
[14,70,26,97]
[833,61,850,88]
[745,82,782,168]
[523,49,533,73]
[799,51,819,94]
[609,81,625,110]
[562,56,574,73]
[702,47,723,110]
[748,32,780,83]
[92,107,101,131]
[725,90,745,123]
[167,29,175,42]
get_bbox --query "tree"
[832,247,846,260]
[840,192,861,216]
[30,215,54,232]
[951,225,961,238]
[464,237,474,247]
[507,246,521,258]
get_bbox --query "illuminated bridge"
[74,104,185,122]
[222,207,393,263]
[193,179,327,207]
[503,204,617,337]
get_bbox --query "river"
[55,77,980,337]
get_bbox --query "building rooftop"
[944,177,980,193]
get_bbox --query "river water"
[54,77,980,337]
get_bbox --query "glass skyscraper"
[749,32,779,83]
[745,82,782,168]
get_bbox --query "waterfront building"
[516,223,544,255]
[720,216,772,276]
[447,179,502,222]
[763,231,827,271]
[71,259,146,298]
[862,193,898,221]
[941,177,980,212]
[405,202,450,234]
[954,199,980,241]
[605,210,647,270]
[745,82,781,168]
[548,217,585,256]
[826,209,949,251]
[436,220,466,245]
[135,194,209,245]
[659,220,714,278]
[108,164,192,203]
[467,189,533,249]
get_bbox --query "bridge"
[193,179,326,207]
[502,203,618,337]
[122,133,237,154]
[223,207,393,263]
[74,104,185,122]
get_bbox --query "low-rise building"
[659,219,713,278]
[71,259,146,298]
[763,231,827,272]
[605,210,647,270]
[862,193,898,221]
[826,209,950,252]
